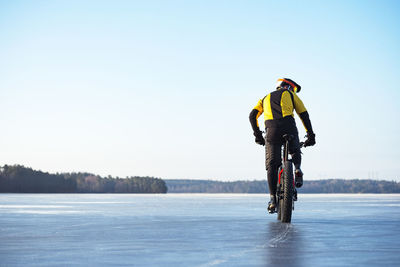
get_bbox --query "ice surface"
[0,194,399,266]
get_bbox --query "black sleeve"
[299,111,314,133]
[249,109,262,134]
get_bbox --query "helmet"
[276,78,301,93]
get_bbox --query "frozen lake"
[1,194,399,266]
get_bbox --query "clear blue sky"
[1,0,399,181]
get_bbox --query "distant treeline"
[166,179,400,193]
[0,165,167,193]
[166,179,268,193]
[1,165,399,194]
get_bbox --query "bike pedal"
[267,206,275,214]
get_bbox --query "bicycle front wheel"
[281,161,294,223]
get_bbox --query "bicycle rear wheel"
[281,161,294,223]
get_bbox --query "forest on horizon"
[165,179,400,194]
[0,165,399,194]
[0,165,167,193]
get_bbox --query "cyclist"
[249,78,316,212]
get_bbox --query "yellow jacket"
[250,89,313,133]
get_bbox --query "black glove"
[254,130,265,146]
[304,132,316,147]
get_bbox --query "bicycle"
[273,134,305,223]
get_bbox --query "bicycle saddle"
[282,134,294,141]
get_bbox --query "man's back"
[252,89,308,132]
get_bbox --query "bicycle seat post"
[282,134,293,162]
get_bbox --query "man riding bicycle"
[249,78,316,212]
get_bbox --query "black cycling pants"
[265,130,301,196]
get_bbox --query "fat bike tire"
[281,161,294,223]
